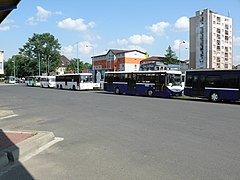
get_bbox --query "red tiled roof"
[92,49,146,58]
[140,56,167,64]
[59,55,70,67]
[110,49,146,55]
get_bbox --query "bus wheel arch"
[210,91,220,102]
[147,89,154,97]
[115,87,120,94]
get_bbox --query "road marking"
[20,137,64,162]
[0,114,18,120]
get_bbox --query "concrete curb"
[0,131,55,169]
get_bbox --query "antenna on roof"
[228,9,231,17]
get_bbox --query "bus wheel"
[210,92,219,102]
[115,87,120,94]
[147,89,153,97]
[72,85,76,90]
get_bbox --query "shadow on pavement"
[0,129,34,179]
[95,91,240,105]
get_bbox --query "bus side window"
[206,75,221,87]
[222,74,238,88]
[186,74,193,86]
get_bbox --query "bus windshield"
[81,75,92,82]
[167,74,182,86]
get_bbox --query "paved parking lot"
[1,84,240,179]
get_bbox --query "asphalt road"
[0,84,240,180]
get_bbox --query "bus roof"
[105,70,182,74]
[56,73,92,76]
[186,69,240,73]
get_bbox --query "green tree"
[67,58,78,73]
[19,33,61,76]
[5,55,32,77]
[81,62,92,70]
[4,61,13,77]
[164,46,178,64]
[145,52,149,59]
[67,58,92,73]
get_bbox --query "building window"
[225,47,228,52]
[217,17,221,24]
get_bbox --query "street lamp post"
[86,45,94,56]
[47,56,50,75]
[179,41,185,71]
[86,44,95,68]
[76,42,79,74]
[38,50,41,76]
[12,58,16,83]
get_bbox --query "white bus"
[40,76,56,88]
[25,76,41,87]
[55,73,94,90]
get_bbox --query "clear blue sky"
[1,0,240,65]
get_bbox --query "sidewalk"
[0,110,56,169]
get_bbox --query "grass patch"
[31,131,38,136]
[174,95,195,99]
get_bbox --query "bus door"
[106,74,113,90]
[155,73,165,93]
[192,75,205,96]
[127,74,136,93]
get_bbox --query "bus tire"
[210,92,219,102]
[72,85,76,90]
[147,89,154,97]
[60,85,63,89]
[115,87,120,94]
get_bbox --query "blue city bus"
[184,69,240,102]
[104,71,183,97]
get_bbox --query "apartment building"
[92,49,146,80]
[190,9,233,69]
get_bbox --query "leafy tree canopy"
[66,58,92,73]
[18,33,61,76]
[4,54,33,77]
